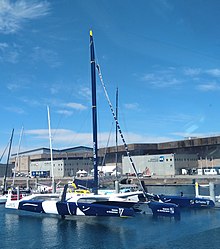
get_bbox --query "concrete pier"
[1,175,220,190]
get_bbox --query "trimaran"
[5,30,181,218]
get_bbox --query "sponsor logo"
[157,207,174,214]
[119,208,124,216]
[107,208,119,214]
[6,202,17,208]
[195,200,209,205]
[190,199,209,205]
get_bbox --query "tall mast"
[90,30,98,194]
[115,87,119,193]
[115,87,118,174]
[12,126,23,186]
[3,128,14,192]
[47,106,55,193]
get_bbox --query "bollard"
[26,178,29,190]
[195,182,199,197]
[17,186,20,200]
[115,180,119,193]
[52,181,56,194]
[209,182,215,202]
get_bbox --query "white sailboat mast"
[47,106,55,193]
[12,126,24,186]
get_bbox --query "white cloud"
[56,110,73,116]
[25,129,93,147]
[141,66,220,92]
[64,102,87,111]
[20,97,42,107]
[206,69,220,77]
[122,132,172,144]
[0,0,50,34]
[141,70,181,88]
[141,73,155,81]
[0,42,8,50]
[183,67,220,78]
[158,113,194,123]
[7,83,21,91]
[5,106,25,114]
[124,103,139,110]
[197,82,220,91]
[31,46,61,68]
[0,42,20,63]
[184,68,201,76]
[78,87,91,101]
[50,87,59,95]
[24,128,176,150]
[172,131,220,140]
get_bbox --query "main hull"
[17,200,134,217]
[5,193,134,218]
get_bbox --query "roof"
[11,146,92,157]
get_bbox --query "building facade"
[30,158,93,178]
[9,135,220,177]
[122,154,198,176]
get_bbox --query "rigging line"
[0,141,10,162]
[12,126,24,186]
[101,120,114,167]
[3,128,14,192]
[96,64,146,197]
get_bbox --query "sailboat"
[70,32,180,217]
[5,31,182,218]
[5,31,135,218]
[0,129,14,204]
[0,129,29,204]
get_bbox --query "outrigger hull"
[148,201,180,217]
[159,195,215,208]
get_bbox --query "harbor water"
[1,185,220,249]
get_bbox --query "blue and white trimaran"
[5,31,180,218]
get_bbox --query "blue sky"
[1,0,220,161]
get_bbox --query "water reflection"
[1,185,220,249]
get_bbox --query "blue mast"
[90,30,98,194]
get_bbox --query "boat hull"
[148,201,180,217]
[0,195,7,204]
[159,195,215,208]
[16,199,134,217]
[108,191,180,217]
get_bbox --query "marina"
[1,185,220,249]
[1,31,181,219]
[1,1,220,248]
[1,174,220,189]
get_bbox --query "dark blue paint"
[19,200,45,213]
[159,195,215,208]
